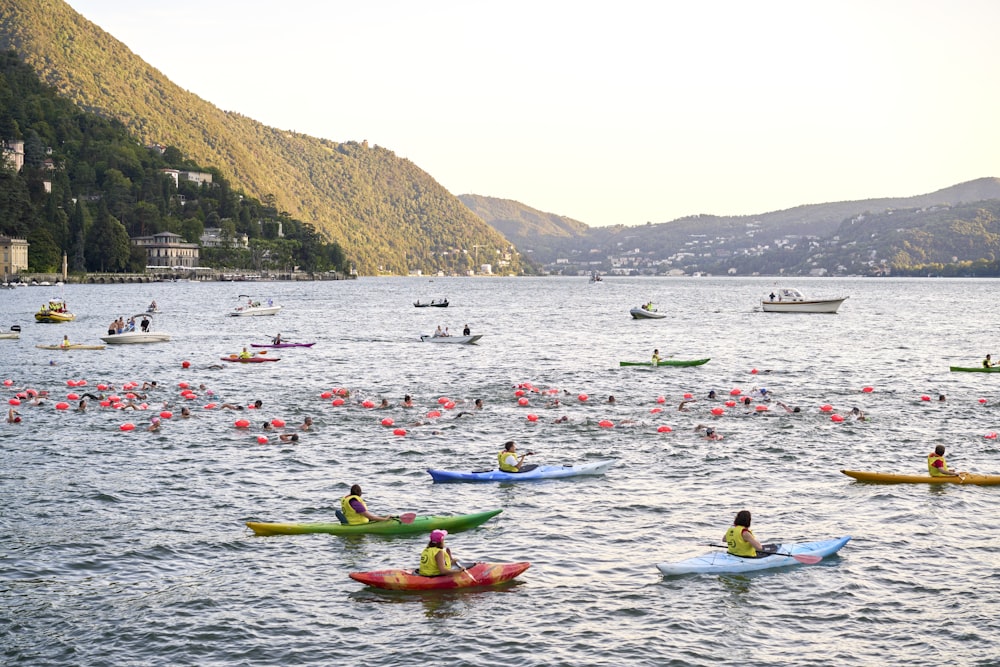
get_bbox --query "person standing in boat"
[927,445,962,477]
[463,324,471,336]
[652,349,661,365]
[498,441,536,473]
[336,484,394,524]
[725,510,765,557]
[419,529,463,576]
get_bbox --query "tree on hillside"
[67,199,89,272]
[85,200,130,272]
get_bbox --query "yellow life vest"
[419,546,452,576]
[498,449,519,472]
[725,525,757,557]
[928,452,947,476]
[652,353,661,365]
[340,494,368,524]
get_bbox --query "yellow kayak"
[36,344,106,350]
[841,470,1000,486]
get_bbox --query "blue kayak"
[656,536,851,575]
[427,459,616,483]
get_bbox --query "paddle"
[704,544,821,564]
[455,558,477,583]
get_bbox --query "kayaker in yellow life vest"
[927,445,961,477]
[652,348,661,365]
[498,441,536,473]
[418,529,462,576]
[337,484,394,525]
[238,347,251,359]
[59,335,71,348]
[725,510,765,557]
[984,354,994,368]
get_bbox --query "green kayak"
[619,358,710,367]
[949,366,1000,373]
[246,508,502,536]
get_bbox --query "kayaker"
[238,347,252,359]
[652,349,661,365]
[59,335,71,348]
[983,354,994,368]
[273,333,282,344]
[725,510,765,557]
[337,484,394,525]
[927,445,962,477]
[418,529,462,576]
[498,441,537,473]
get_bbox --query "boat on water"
[841,469,1000,486]
[619,358,710,367]
[0,325,21,340]
[420,334,483,344]
[100,313,171,345]
[34,299,75,323]
[349,561,530,591]
[229,295,282,317]
[246,509,502,536]
[36,343,106,350]
[146,301,160,314]
[427,459,616,483]
[761,288,848,313]
[630,304,666,319]
[220,355,280,363]
[414,298,449,307]
[250,342,315,349]
[589,271,603,283]
[949,365,1000,373]
[656,536,851,576]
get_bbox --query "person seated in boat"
[434,325,444,337]
[140,317,150,333]
[272,333,282,344]
[149,300,157,311]
[336,484,394,525]
[418,529,464,577]
[984,354,994,368]
[238,347,252,359]
[498,441,537,473]
[928,444,962,477]
[652,348,661,365]
[59,335,71,348]
[463,324,471,336]
[725,510,767,557]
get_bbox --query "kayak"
[36,344,106,350]
[949,366,1000,373]
[220,356,280,363]
[427,459,616,483]
[250,342,316,348]
[841,469,1000,486]
[656,536,851,576]
[350,561,530,590]
[619,358,710,367]
[246,509,503,536]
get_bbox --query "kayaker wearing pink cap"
[418,529,462,576]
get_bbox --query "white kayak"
[656,536,851,576]
[419,334,482,344]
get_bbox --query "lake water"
[2,276,999,666]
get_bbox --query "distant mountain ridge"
[0,0,521,275]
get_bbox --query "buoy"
[320,391,333,399]
[181,360,191,369]
[526,414,538,422]
[393,428,407,436]
[711,407,724,416]
[656,396,666,404]
[979,398,988,404]
[362,400,375,408]
[650,407,662,414]
[271,418,286,428]
[578,393,589,402]
[66,380,77,387]
[427,410,441,419]
[862,386,874,393]
[683,393,693,399]
[725,400,736,408]
[730,388,741,396]
[332,398,345,406]
[831,414,844,422]
[160,411,173,420]
[598,419,614,428]
[204,403,217,409]
[657,425,672,433]
[381,417,394,427]
[119,423,135,431]
[985,432,997,439]
[234,419,250,428]
[178,382,189,389]
[99,399,111,407]
[920,395,930,402]
[756,405,768,412]
[8,398,19,406]
[514,389,525,397]
[183,393,197,400]
[257,435,269,444]
[438,397,449,404]
[55,402,69,410]
[125,393,136,400]
[518,397,529,406]
[2,379,11,386]
[751,369,759,374]
[444,401,456,410]
[336,388,349,396]
[820,404,833,412]
[139,403,148,410]
[97,384,109,391]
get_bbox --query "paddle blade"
[398,512,416,524]
[791,553,822,564]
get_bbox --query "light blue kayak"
[656,536,851,576]
[427,459,616,483]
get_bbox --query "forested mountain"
[466,179,1000,277]
[0,0,522,276]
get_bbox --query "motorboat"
[630,304,666,319]
[100,313,172,344]
[589,271,603,283]
[230,295,282,317]
[414,298,448,307]
[34,299,75,323]
[761,288,848,313]
[0,325,21,340]
[420,334,483,344]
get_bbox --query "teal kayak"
[656,536,851,575]
[246,509,502,536]
[619,358,710,367]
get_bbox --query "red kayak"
[250,342,315,348]
[349,561,530,591]
[220,356,280,363]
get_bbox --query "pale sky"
[65,0,1000,227]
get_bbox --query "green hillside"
[0,0,522,276]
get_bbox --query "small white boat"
[100,314,172,344]
[420,334,483,344]
[0,325,21,340]
[761,288,848,314]
[230,295,282,317]
[589,271,603,283]
[630,305,666,319]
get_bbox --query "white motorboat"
[230,295,282,317]
[630,304,666,319]
[0,325,21,340]
[420,334,483,344]
[100,314,172,344]
[761,288,848,313]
